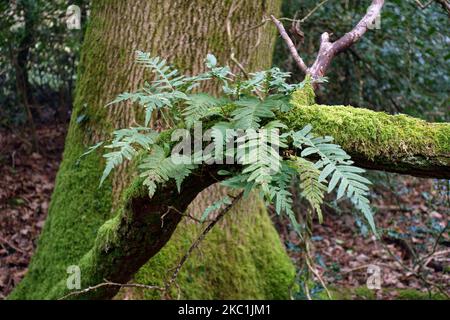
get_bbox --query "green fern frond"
[291,125,376,234]
[135,51,185,90]
[183,93,227,128]
[100,128,158,185]
[238,128,283,193]
[288,157,327,223]
[138,145,197,198]
[231,96,276,129]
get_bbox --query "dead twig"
[59,280,164,300]
[270,15,308,74]
[0,235,26,254]
[271,0,385,82]
[164,191,244,294]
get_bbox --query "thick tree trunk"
[10,0,296,300]
[11,0,449,300]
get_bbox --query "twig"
[270,15,309,73]
[226,2,249,78]
[0,235,26,254]
[381,242,449,298]
[164,191,244,293]
[299,0,329,23]
[161,205,213,227]
[304,241,332,299]
[59,280,164,300]
[418,222,448,267]
[271,0,385,82]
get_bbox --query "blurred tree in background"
[0,0,88,132]
[274,0,449,121]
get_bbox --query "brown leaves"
[0,125,66,298]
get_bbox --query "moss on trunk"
[10,0,296,300]
[133,196,295,300]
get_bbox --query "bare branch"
[272,1,385,82]
[309,0,385,78]
[59,280,164,300]
[164,192,244,292]
[270,15,308,73]
[299,0,330,23]
[333,0,385,54]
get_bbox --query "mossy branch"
[18,82,449,300]
[285,92,450,178]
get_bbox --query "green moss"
[132,194,295,299]
[291,77,316,106]
[9,120,113,299]
[281,102,450,161]
[395,289,447,300]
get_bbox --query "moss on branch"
[283,87,450,178]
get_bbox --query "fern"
[237,123,286,195]
[288,156,327,223]
[135,51,186,90]
[95,51,376,239]
[182,93,227,128]
[100,128,158,185]
[291,125,376,233]
[231,96,276,129]
[138,145,198,197]
[200,196,232,222]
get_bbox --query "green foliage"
[275,0,450,121]
[92,52,376,236]
[291,124,376,233]
[288,157,327,223]
[200,196,232,222]
[0,0,87,127]
[100,127,159,185]
[183,94,227,129]
[139,145,197,197]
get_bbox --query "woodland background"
[0,0,449,299]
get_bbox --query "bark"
[10,0,295,300]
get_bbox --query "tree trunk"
[10,0,296,300]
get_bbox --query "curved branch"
[332,0,384,54]
[309,0,384,78]
[272,0,385,80]
[46,96,449,299]
[270,15,308,73]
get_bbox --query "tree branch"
[164,191,244,293]
[270,15,308,73]
[46,99,449,300]
[272,0,385,80]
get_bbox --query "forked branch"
[271,0,385,81]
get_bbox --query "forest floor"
[0,124,448,299]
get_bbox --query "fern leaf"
[183,93,225,128]
[289,157,327,223]
[200,196,232,222]
[292,125,376,233]
[139,145,197,198]
[231,97,275,129]
[100,128,158,185]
